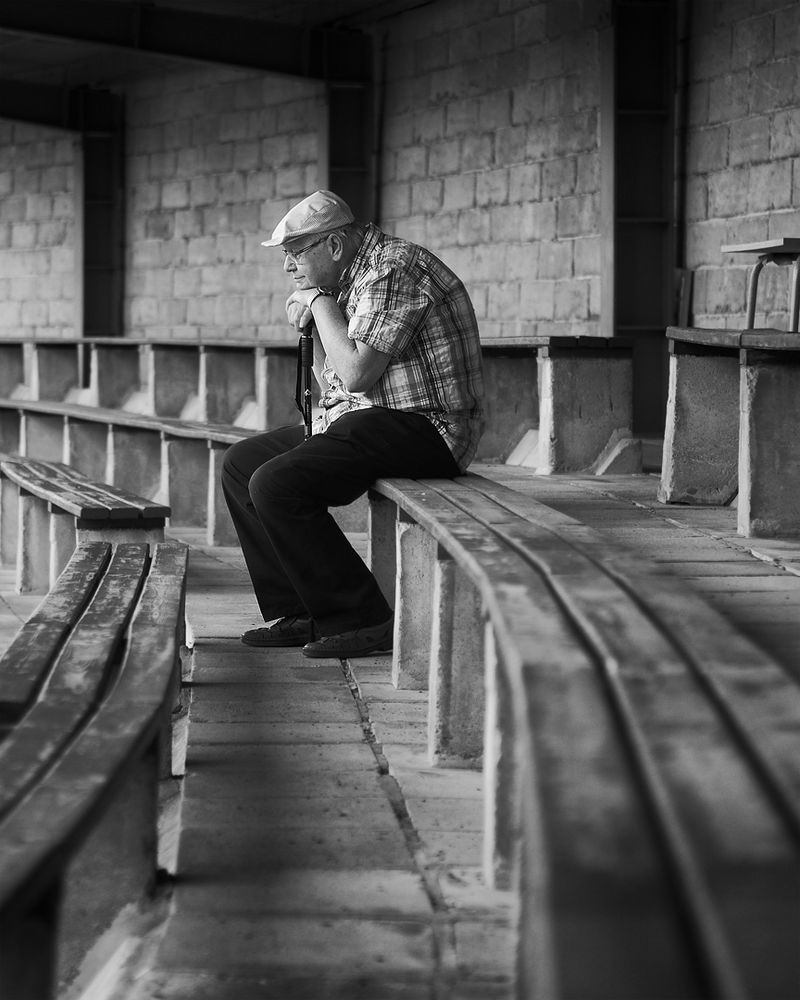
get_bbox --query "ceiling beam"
[0,77,119,131]
[0,1,372,83]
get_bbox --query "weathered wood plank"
[0,396,255,446]
[0,542,111,721]
[372,472,800,998]
[0,542,188,982]
[1,457,169,521]
[0,543,149,822]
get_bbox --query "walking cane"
[295,322,315,439]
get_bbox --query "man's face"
[282,233,338,287]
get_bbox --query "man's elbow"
[342,370,373,393]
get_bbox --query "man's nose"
[283,255,296,273]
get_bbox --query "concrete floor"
[121,524,516,1000]
[3,468,800,999]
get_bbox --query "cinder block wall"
[0,0,605,345]
[377,0,604,342]
[125,65,325,342]
[685,0,800,330]
[3,0,800,344]
[0,121,78,339]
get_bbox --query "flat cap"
[261,190,355,247]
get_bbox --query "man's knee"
[221,439,251,485]
[248,452,315,511]
[222,429,293,487]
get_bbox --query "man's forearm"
[308,294,361,385]
[308,294,389,392]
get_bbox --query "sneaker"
[301,617,394,659]
[241,615,314,647]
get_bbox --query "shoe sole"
[240,633,312,647]
[301,640,392,659]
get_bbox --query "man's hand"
[286,291,314,331]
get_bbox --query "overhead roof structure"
[0,0,434,335]
[0,0,434,105]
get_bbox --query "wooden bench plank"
[40,459,170,519]
[666,326,744,349]
[0,542,112,723]
[0,543,150,822]
[721,237,800,255]
[0,457,170,592]
[667,326,800,352]
[446,473,800,828]
[0,542,188,995]
[1,459,114,519]
[0,458,159,521]
[371,479,728,992]
[0,396,255,445]
[371,473,800,997]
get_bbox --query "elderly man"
[221,190,484,659]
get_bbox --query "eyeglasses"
[281,235,329,263]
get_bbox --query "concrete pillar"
[17,492,50,593]
[30,344,79,402]
[21,413,65,461]
[91,343,141,409]
[367,491,397,610]
[391,514,435,690]
[0,343,25,397]
[537,345,633,473]
[476,348,538,461]
[428,554,484,767]
[201,346,256,425]
[207,442,238,546]
[106,426,163,501]
[0,882,59,1000]
[0,410,21,455]
[261,349,302,431]
[0,475,19,566]
[738,352,800,536]
[147,345,200,418]
[659,345,739,505]
[165,437,209,526]
[56,743,160,993]
[482,625,520,891]
[50,510,76,587]
[75,524,165,548]
[64,419,110,482]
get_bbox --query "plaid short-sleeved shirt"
[317,224,484,471]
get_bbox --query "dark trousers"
[220,407,460,636]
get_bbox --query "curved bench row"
[1,454,169,592]
[0,397,252,546]
[0,334,634,470]
[0,336,298,431]
[0,328,635,549]
[368,472,800,999]
[0,539,189,999]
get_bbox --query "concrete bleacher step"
[112,532,517,1000]
[16,470,799,999]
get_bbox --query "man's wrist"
[307,287,333,310]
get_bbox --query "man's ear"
[328,232,345,261]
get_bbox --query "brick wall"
[0,121,78,339]
[126,65,325,342]
[378,0,606,342]
[685,0,800,329]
